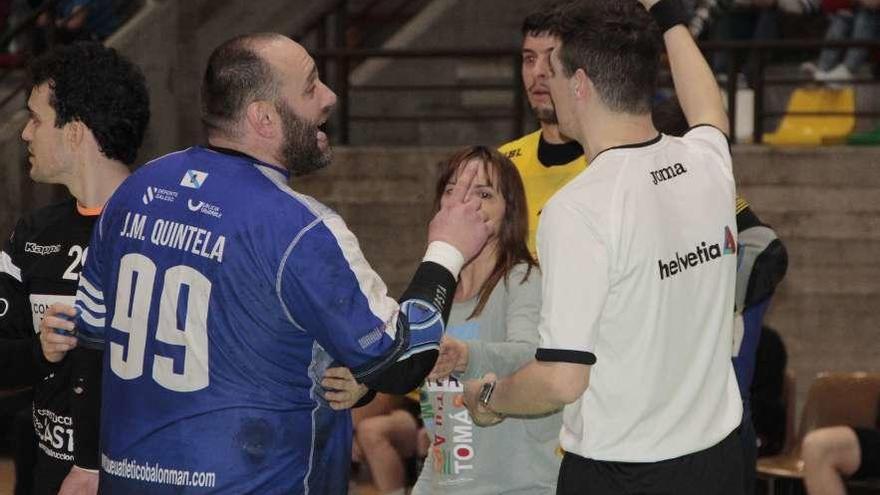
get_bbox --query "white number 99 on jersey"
[109,253,210,392]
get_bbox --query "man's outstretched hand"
[427,160,491,263]
[428,335,469,380]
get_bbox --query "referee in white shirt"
[462,0,744,493]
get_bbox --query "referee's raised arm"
[641,0,730,137]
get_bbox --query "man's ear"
[245,100,277,139]
[572,68,591,101]
[64,120,85,150]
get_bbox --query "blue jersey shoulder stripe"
[276,216,323,332]
[257,165,401,341]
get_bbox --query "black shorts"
[402,396,423,428]
[853,428,880,479]
[557,430,744,495]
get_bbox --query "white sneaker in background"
[800,61,818,77]
[814,64,854,89]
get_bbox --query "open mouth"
[316,122,329,152]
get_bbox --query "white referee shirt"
[535,125,743,462]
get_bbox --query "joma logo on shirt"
[657,227,736,280]
[649,163,687,185]
[24,242,61,255]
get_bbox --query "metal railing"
[701,38,880,143]
[295,0,432,101]
[0,0,145,112]
[315,48,526,144]
[0,0,57,109]
[315,39,880,145]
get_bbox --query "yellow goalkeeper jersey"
[499,129,588,254]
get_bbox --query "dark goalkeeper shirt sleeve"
[0,218,48,387]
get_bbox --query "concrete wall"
[734,146,880,411]
[294,147,449,293]
[346,0,533,146]
[294,145,880,415]
[112,0,340,163]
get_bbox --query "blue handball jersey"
[74,146,444,494]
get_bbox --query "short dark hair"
[29,42,150,165]
[548,0,661,115]
[202,33,283,136]
[521,0,576,38]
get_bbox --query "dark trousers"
[557,430,744,495]
[740,408,758,495]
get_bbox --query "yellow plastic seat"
[763,87,855,146]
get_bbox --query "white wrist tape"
[422,241,465,279]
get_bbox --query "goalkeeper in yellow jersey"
[499,4,588,254]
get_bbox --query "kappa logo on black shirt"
[24,242,61,256]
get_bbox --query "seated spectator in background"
[802,0,880,86]
[348,390,427,495]
[317,365,426,494]
[707,0,819,85]
[802,417,880,494]
[31,0,118,54]
[688,0,819,38]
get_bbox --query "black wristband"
[650,0,689,33]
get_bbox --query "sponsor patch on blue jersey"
[180,169,209,189]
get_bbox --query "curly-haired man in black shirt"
[0,41,149,495]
